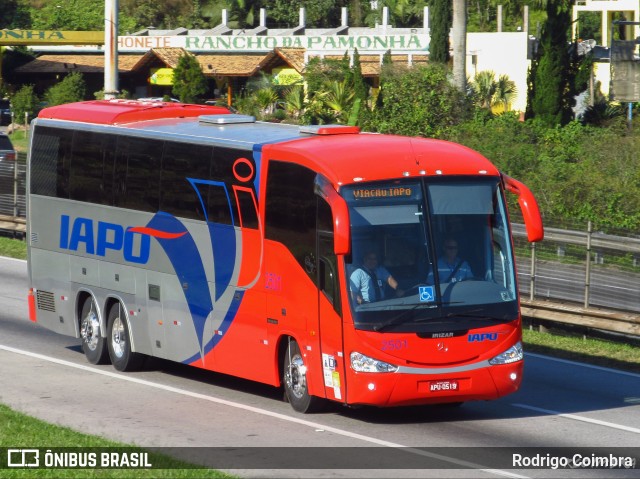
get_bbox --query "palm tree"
[323,80,355,123]
[452,0,468,92]
[471,70,497,110]
[470,71,517,113]
[494,74,517,112]
[283,85,306,119]
[471,70,518,113]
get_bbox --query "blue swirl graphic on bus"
[139,156,260,364]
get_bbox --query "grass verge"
[0,236,27,260]
[8,129,29,153]
[523,327,640,374]
[0,405,234,478]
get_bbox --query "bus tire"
[80,297,109,365]
[107,303,144,372]
[283,339,323,413]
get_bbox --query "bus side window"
[160,142,211,220]
[69,131,114,205]
[114,137,162,212]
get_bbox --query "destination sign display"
[345,182,422,202]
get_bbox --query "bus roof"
[35,100,500,185]
[37,99,231,124]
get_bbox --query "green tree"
[429,0,452,63]
[28,0,138,34]
[0,0,31,29]
[172,53,208,103]
[45,72,86,105]
[471,70,517,112]
[30,0,104,30]
[352,49,368,104]
[365,63,470,137]
[269,0,342,28]
[526,0,576,126]
[283,85,306,119]
[120,0,193,30]
[228,0,260,28]
[363,0,428,28]
[323,80,355,123]
[10,84,39,124]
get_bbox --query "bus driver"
[428,238,474,284]
[350,251,403,304]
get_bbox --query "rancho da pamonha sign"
[117,33,430,53]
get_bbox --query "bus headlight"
[350,352,398,373]
[489,341,523,365]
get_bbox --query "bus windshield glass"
[343,177,518,333]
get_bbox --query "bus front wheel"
[80,297,109,365]
[283,339,323,413]
[107,303,144,372]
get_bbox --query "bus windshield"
[343,177,518,333]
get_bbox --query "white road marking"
[526,352,640,379]
[511,403,640,435]
[514,353,640,433]
[0,344,527,479]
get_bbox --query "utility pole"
[104,0,119,99]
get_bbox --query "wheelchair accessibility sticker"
[419,286,435,302]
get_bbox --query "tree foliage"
[429,0,451,64]
[10,84,39,123]
[447,113,640,231]
[364,63,470,138]
[526,0,576,127]
[269,0,342,28]
[171,54,208,103]
[44,71,86,105]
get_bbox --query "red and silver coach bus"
[26,100,543,412]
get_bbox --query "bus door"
[317,200,347,403]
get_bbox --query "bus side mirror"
[331,200,350,255]
[315,177,351,255]
[502,174,544,243]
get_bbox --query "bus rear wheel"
[283,339,323,413]
[107,303,144,372]
[80,297,109,365]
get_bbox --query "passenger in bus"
[427,238,474,284]
[350,251,403,304]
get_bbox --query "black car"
[0,99,11,126]
[0,133,16,162]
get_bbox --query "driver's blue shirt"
[427,257,473,283]
[350,266,392,302]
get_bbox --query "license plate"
[429,380,459,392]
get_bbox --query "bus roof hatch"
[299,125,360,135]
[200,114,256,125]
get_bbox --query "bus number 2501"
[382,339,408,351]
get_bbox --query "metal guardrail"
[513,221,640,337]
[0,153,26,238]
[521,299,640,338]
[512,223,640,254]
